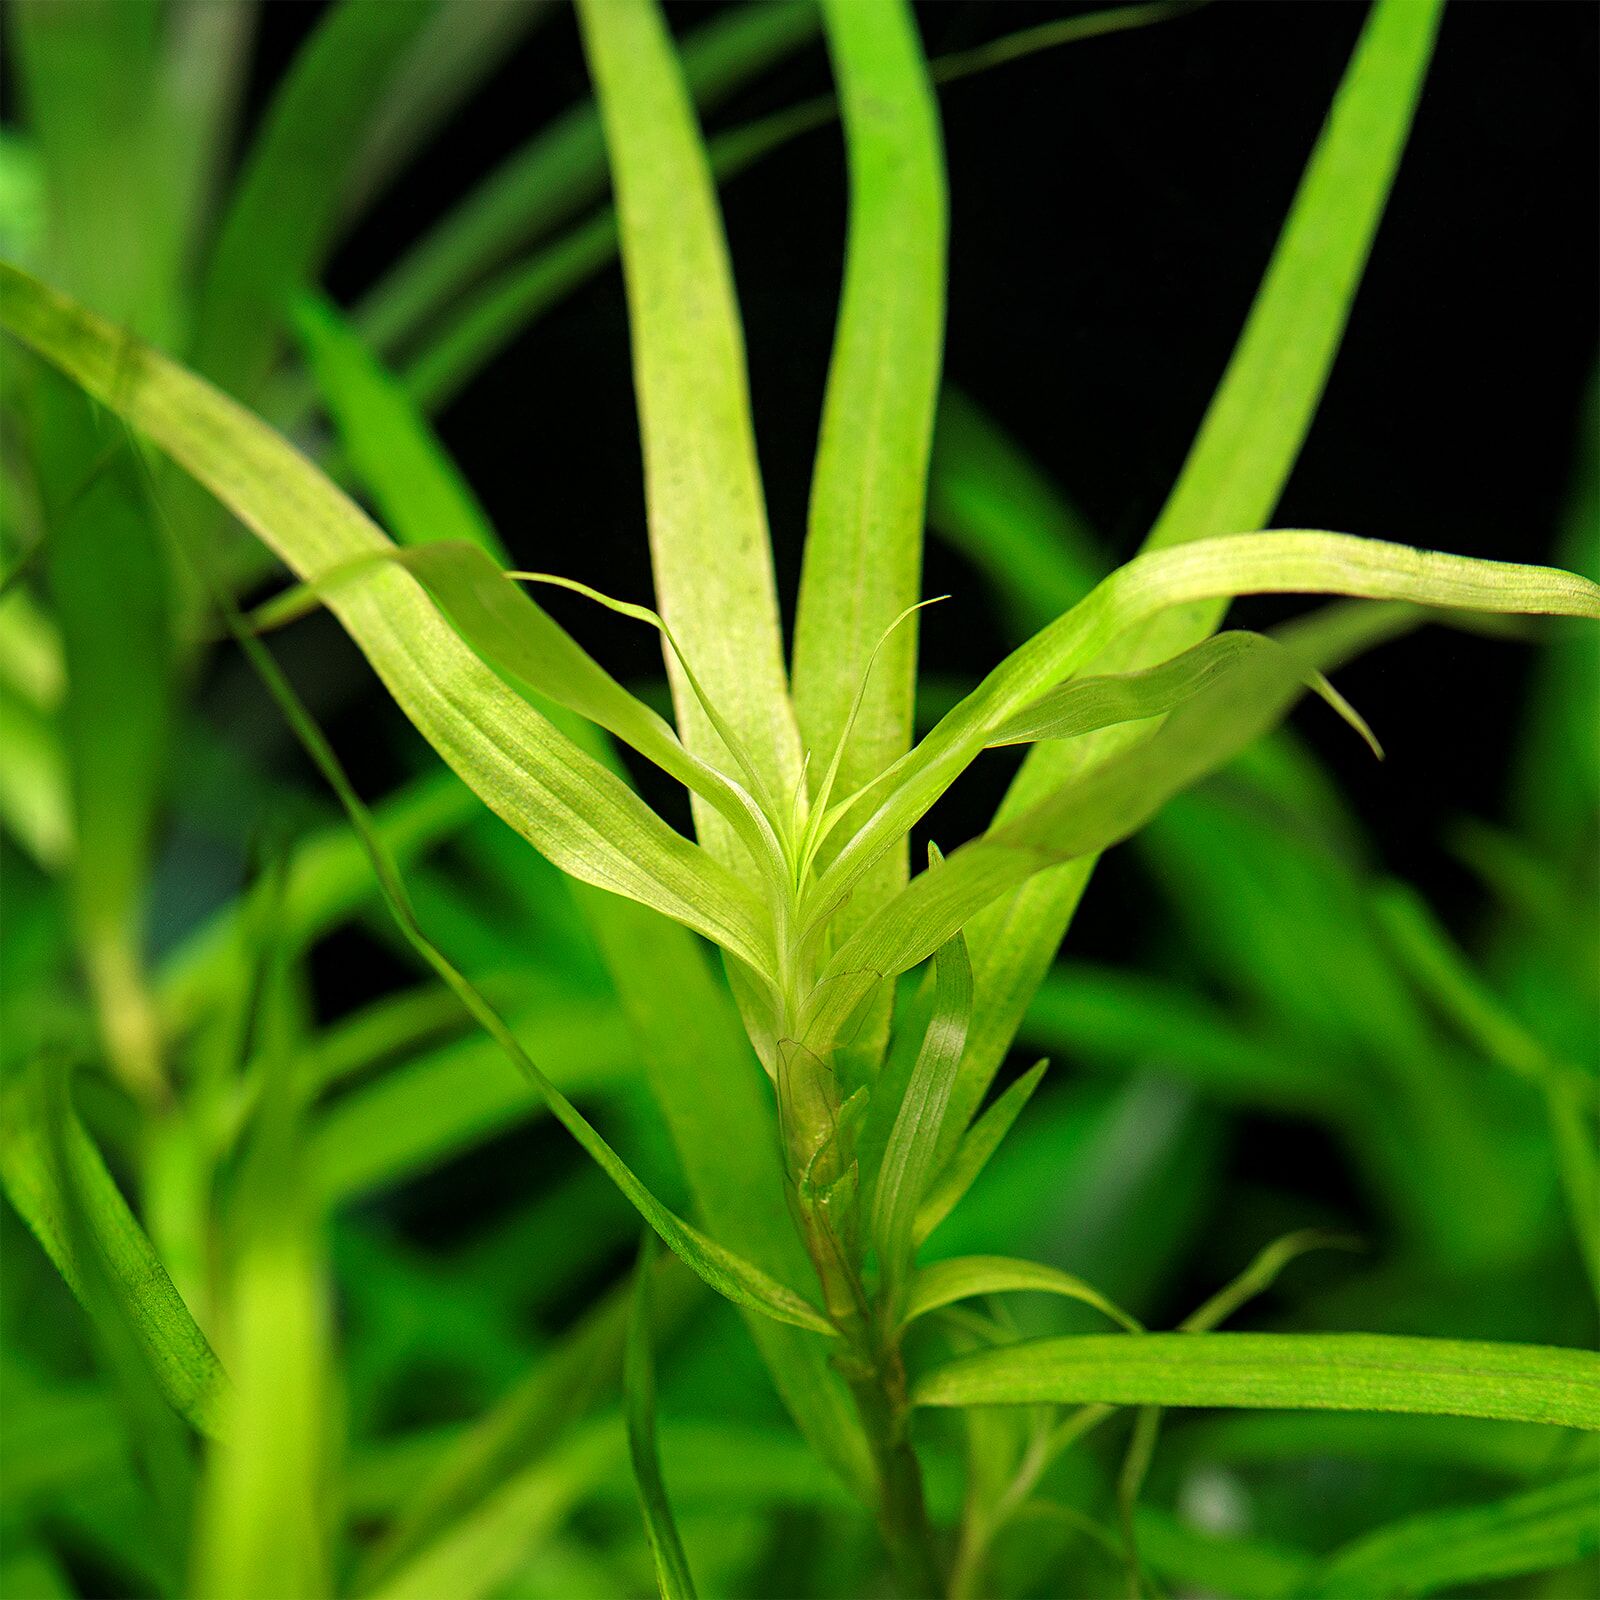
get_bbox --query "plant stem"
[840,1315,942,1599]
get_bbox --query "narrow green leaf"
[625,1235,698,1600]
[1374,880,1600,1306]
[0,263,773,973]
[871,905,972,1296]
[986,628,1380,759]
[192,939,331,1600]
[913,1332,1600,1429]
[368,1424,616,1600]
[0,1065,230,1440]
[951,0,1447,1153]
[290,291,508,559]
[901,1255,1140,1333]
[576,0,803,848]
[1306,1472,1600,1599]
[189,0,442,403]
[29,390,171,1098]
[338,0,553,223]
[791,0,945,918]
[914,1059,1047,1244]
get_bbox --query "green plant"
[2,2,1597,1597]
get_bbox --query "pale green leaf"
[576,0,802,850]
[0,263,773,974]
[950,0,1447,1155]
[791,0,945,923]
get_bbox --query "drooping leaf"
[0,263,774,974]
[338,0,554,223]
[985,628,1379,759]
[625,1234,698,1600]
[814,531,1599,929]
[913,1332,1600,1429]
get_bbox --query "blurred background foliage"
[0,1,1595,1596]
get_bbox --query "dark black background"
[238,1,1594,1298]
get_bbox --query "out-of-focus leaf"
[189,0,441,404]
[310,999,635,1206]
[0,1064,229,1440]
[791,0,945,933]
[915,1059,1047,1244]
[913,1332,1600,1429]
[339,0,554,222]
[1304,1472,1600,1598]
[290,292,508,559]
[576,0,803,855]
[354,0,821,361]
[625,1235,698,1600]
[1374,880,1600,1304]
[928,385,1100,634]
[368,1424,617,1600]
[192,940,331,1600]
[30,398,171,1100]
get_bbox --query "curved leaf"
[0,263,774,975]
[902,1255,1140,1333]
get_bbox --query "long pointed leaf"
[576,0,802,851]
[914,1332,1600,1429]
[791,0,945,921]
